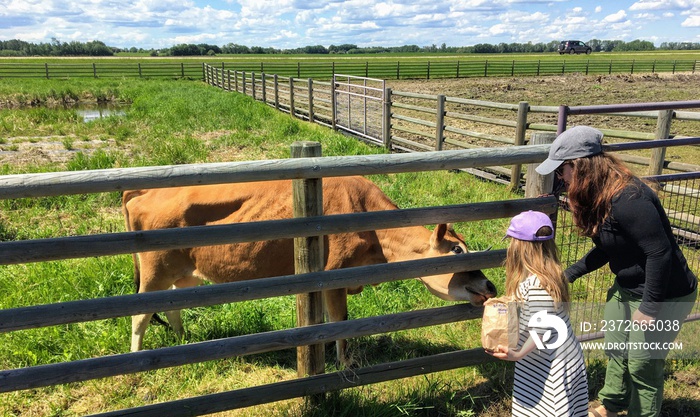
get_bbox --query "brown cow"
[122,176,496,363]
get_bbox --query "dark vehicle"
[558,40,592,55]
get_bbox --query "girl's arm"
[486,334,538,362]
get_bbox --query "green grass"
[0,77,519,416]
[0,76,697,416]
[1,50,699,80]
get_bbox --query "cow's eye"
[451,246,464,254]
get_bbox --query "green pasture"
[0,77,698,416]
[0,50,698,80]
[0,77,518,416]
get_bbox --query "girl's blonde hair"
[504,226,569,305]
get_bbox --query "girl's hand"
[486,345,523,361]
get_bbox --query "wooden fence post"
[435,95,445,151]
[251,72,256,100]
[289,77,296,117]
[274,74,279,110]
[525,132,557,198]
[331,76,337,131]
[510,101,529,191]
[308,79,314,122]
[383,88,392,150]
[261,73,267,104]
[648,109,674,176]
[291,141,325,379]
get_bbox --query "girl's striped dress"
[512,275,588,417]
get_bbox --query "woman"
[536,126,698,417]
[487,210,588,416]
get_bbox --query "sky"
[1,0,699,50]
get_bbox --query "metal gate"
[333,74,385,145]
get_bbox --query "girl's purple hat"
[506,211,554,241]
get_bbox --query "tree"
[303,45,328,54]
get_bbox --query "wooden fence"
[1,58,698,80]
[1,136,699,414]
[0,144,562,415]
[203,64,700,190]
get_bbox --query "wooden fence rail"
[0,301,490,393]
[0,144,551,199]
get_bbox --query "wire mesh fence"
[557,172,700,359]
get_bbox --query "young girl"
[487,210,588,416]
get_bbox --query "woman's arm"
[564,246,609,283]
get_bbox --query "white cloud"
[629,0,696,11]
[489,23,510,35]
[603,10,627,23]
[595,6,602,13]
[681,14,700,26]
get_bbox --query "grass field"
[0,72,698,416]
[1,50,699,80]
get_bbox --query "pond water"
[73,104,127,122]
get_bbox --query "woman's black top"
[565,178,697,316]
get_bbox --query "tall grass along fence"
[0,136,698,415]
[1,58,698,80]
[203,64,700,189]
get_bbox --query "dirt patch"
[388,73,700,106]
[0,136,120,167]
[383,73,700,170]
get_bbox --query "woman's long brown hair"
[566,153,636,237]
[504,228,569,305]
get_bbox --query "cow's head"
[419,223,496,306]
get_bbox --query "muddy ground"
[389,72,700,108]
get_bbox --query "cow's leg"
[163,306,184,341]
[164,276,203,342]
[130,253,187,352]
[131,312,153,352]
[323,288,350,368]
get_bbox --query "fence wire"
[556,172,700,359]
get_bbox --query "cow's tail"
[122,190,169,328]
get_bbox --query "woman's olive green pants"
[598,283,697,417]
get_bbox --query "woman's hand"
[632,309,656,326]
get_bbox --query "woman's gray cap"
[535,126,604,175]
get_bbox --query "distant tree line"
[0,38,117,56]
[1,38,699,57]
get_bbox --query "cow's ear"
[431,224,448,246]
